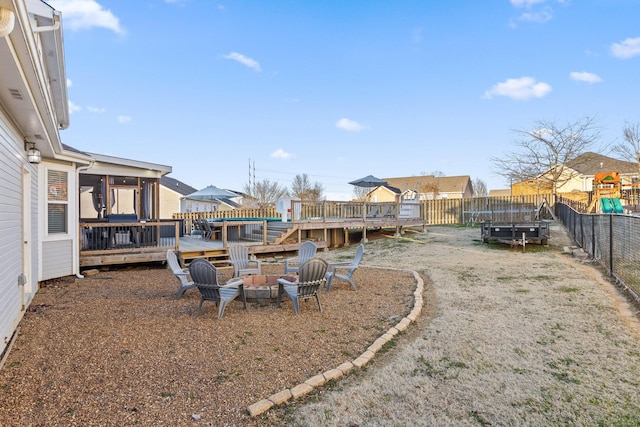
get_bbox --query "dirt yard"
[2,222,640,426]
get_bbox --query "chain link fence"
[556,202,640,306]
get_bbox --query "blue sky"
[50,0,640,199]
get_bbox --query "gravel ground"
[0,248,416,426]
[3,223,640,426]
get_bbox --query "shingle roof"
[160,176,198,196]
[383,175,472,193]
[567,152,637,175]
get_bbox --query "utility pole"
[248,158,256,195]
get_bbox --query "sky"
[49,0,640,200]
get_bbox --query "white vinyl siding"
[42,240,73,280]
[0,113,36,356]
[41,163,76,282]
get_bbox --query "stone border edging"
[247,268,424,417]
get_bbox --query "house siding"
[160,186,181,219]
[0,112,36,356]
[40,162,77,281]
[42,240,73,279]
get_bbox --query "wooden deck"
[79,201,426,268]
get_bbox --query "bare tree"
[420,180,440,200]
[290,174,325,201]
[491,116,601,195]
[242,179,289,208]
[351,186,369,201]
[420,170,446,177]
[473,178,488,197]
[611,122,640,176]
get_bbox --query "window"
[48,170,68,233]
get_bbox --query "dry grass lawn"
[275,224,640,426]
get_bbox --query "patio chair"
[191,219,203,238]
[366,205,379,218]
[199,219,213,240]
[325,244,364,292]
[188,259,246,319]
[228,243,262,278]
[167,250,195,299]
[277,257,328,316]
[283,241,317,274]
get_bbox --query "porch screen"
[47,170,68,233]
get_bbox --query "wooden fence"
[423,194,554,225]
[172,195,555,235]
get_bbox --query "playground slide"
[612,197,624,214]
[600,198,613,213]
[600,198,624,214]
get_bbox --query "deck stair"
[266,222,295,243]
[248,221,295,244]
[178,247,229,268]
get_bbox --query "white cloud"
[510,0,547,7]
[483,76,552,100]
[569,71,602,84]
[87,106,106,113]
[270,149,292,159]
[66,78,73,88]
[48,0,125,35]
[611,36,640,59]
[117,115,132,124]
[223,52,261,71]
[336,118,364,132]
[517,9,552,23]
[68,100,81,114]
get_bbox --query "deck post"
[262,220,267,245]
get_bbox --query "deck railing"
[288,201,405,222]
[79,221,179,255]
[173,201,421,236]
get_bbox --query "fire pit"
[229,274,297,304]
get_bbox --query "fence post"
[262,220,267,245]
[591,215,595,258]
[609,214,614,275]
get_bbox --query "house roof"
[488,189,512,197]
[1,0,68,159]
[160,176,197,196]
[216,197,241,209]
[383,175,472,193]
[567,152,637,175]
[83,151,172,174]
[367,184,402,196]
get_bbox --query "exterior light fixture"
[25,141,41,164]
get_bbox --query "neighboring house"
[488,189,513,197]
[512,152,639,195]
[374,175,474,201]
[160,176,197,219]
[181,189,244,213]
[365,184,402,203]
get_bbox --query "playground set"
[587,171,625,214]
